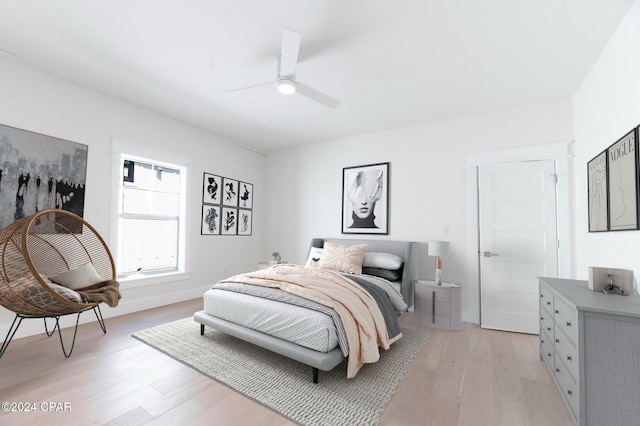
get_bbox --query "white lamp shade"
[428,240,449,257]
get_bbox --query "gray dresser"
[539,277,640,426]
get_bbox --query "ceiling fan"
[225,28,341,109]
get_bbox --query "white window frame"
[111,139,191,287]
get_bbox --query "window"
[111,140,189,283]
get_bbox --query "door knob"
[483,251,500,257]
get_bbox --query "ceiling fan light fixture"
[277,78,296,95]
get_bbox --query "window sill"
[118,271,190,288]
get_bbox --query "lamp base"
[435,268,442,285]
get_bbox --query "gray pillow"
[363,267,402,281]
[363,252,403,270]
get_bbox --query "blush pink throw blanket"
[222,264,401,378]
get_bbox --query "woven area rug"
[133,318,428,426]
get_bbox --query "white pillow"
[50,263,104,290]
[48,283,83,303]
[317,242,367,274]
[363,252,403,270]
[305,247,324,268]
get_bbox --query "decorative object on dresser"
[427,240,449,285]
[413,279,461,331]
[588,266,633,295]
[539,277,640,425]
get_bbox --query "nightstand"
[414,280,462,331]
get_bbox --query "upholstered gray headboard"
[309,238,416,306]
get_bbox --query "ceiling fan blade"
[296,82,341,109]
[224,81,275,94]
[280,28,301,77]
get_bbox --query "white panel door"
[479,160,558,333]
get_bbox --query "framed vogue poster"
[202,173,222,204]
[607,128,639,231]
[342,162,389,234]
[587,150,608,232]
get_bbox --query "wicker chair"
[0,209,117,357]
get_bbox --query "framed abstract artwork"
[238,181,253,209]
[587,150,608,232]
[0,123,88,229]
[607,128,639,231]
[221,207,238,235]
[342,162,389,234]
[201,204,221,235]
[238,209,252,236]
[202,173,222,204]
[222,177,239,207]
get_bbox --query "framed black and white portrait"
[222,178,239,207]
[202,173,222,204]
[238,181,253,209]
[238,209,252,236]
[342,162,389,234]
[221,207,238,235]
[201,204,221,235]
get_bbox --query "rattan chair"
[0,209,117,357]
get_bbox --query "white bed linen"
[204,288,339,353]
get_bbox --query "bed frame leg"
[200,324,205,335]
[312,367,319,384]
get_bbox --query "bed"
[193,238,415,383]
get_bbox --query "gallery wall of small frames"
[201,173,253,236]
[587,125,640,232]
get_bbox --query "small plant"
[272,251,281,262]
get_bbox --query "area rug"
[132,317,428,426]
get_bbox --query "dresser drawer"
[540,328,554,370]
[554,353,578,419]
[540,284,554,316]
[540,309,554,338]
[554,326,578,382]
[554,297,578,345]
[416,284,451,302]
[417,299,451,316]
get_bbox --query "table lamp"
[428,241,449,285]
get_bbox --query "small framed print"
[203,173,222,204]
[587,150,608,232]
[342,162,389,234]
[607,128,639,231]
[238,209,252,236]
[222,178,239,206]
[238,182,253,209]
[221,207,238,235]
[201,204,221,235]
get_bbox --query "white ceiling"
[0,1,634,154]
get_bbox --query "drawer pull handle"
[547,301,551,305]
[555,309,559,314]
[547,353,551,357]
[541,339,544,344]
[432,291,436,324]
[566,321,571,327]
[567,390,573,396]
[567,355,572,361]
[555,339,559,343]
[547,327,551,331]
[555,368,560,373]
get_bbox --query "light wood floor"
[0,299,574,425]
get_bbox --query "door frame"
[466,141,574,324]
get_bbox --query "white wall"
[574,1,640,283]
[264,99,574,322]
[0,58,265,338]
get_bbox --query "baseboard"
[0,285,208,341]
